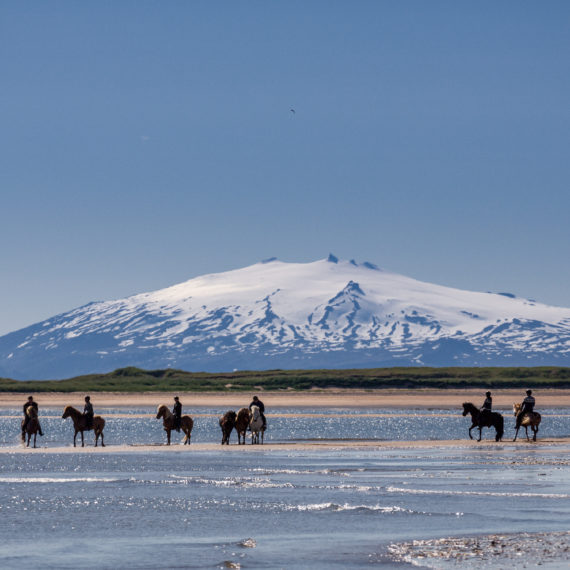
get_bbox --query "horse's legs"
[81,431,85,447]
[95,430,98,447]
[468,424,475,440]
[100,431,105,447]
[166,429,171,445]
[74,430,78,447]
[33,433,37,448]
[524,426,530,442]
[477,427,482,442]
[532,426,538,442]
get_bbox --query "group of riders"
[22,394,267,439]
[479,389,537,430]
[171,394,266,432]
[22,389,537,441]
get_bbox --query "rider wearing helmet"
[248,395,267,430]
[172,396,182,432]
[83,396,94,430]
[516,389,536,429]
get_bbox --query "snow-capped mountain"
[2,255,570,379]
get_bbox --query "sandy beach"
[2,388,570,409]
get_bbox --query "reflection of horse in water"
[462,402,504,442]
[513,403,541,442]
[249,405,265,444]
[156,405,193,445]
[235,408,250,445]
[62,406,105,447]
[21,405,40,448]
[219,410,236,445]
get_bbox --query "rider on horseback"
[172,396,182,432]
[249,396,267,430]
[480,391,492,419]
[515,389,535,429]
[83,396,94,430]
[22,396,43,438]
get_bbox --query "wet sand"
[2,388,570,409]
[3,437,570,454]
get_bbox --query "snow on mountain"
[1,256,570,379]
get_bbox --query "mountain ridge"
[1,256,570,379]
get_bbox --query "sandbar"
[2,388,570,409]
[2,438,570,454]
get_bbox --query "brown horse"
[219,410,237,445]
[156,404,193,445]
[513,402,541,442]
[235,407,250,445]
[21,405,40,448]
[62,406,105,447]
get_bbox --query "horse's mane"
[25,405,37,418]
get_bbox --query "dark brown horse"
[219,410,237,445]
[62,405,105,447]
[235,407,250,445]
[462,402,504,442]
[21,405,40,448]
[513,402,541,442]
[156,404,193,445]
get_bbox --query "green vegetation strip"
[1,366,569,392]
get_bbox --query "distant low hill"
[1,366,570,393]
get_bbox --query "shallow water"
[2,407,570,447]
[1,409,569,568]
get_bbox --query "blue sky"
[1,1,569,336]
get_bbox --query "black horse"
[462,402,504,442]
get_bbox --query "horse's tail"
[495,414,504,442]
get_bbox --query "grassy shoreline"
[1,365,569,393]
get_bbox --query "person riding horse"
[480,391,493,420]
[249,396,266,430]
[22,396,43,438]
[515,389,536,429]
[172,396,182,432]
[83,396,94,430]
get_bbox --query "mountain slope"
[1,256,570,379]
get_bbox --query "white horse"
[249,405,265,444]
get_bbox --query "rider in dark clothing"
[83,396,94,430]
[22,396,43,437]
[516,389,536,428]
[172,397,182,432]
[480,391,492,419]
[249,396,267,430]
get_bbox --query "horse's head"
[156,405,167,419]
[461,402,470,416]
[513,403,521,416]
[62,406,72,419]
[25,405,37,419]
[250,405,260,421]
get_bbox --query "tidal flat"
[1,401,569,568]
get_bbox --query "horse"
[219,410,237,445]
[62,406,105,447]
[235,407,250,445]
[513,403,541,442]
[156,404,193,445]
[249,405,265,444]
[21,405,40,448]
[462,402,504,442]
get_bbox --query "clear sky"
[1,1,569,336]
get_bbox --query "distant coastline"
[1,365,569,394]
